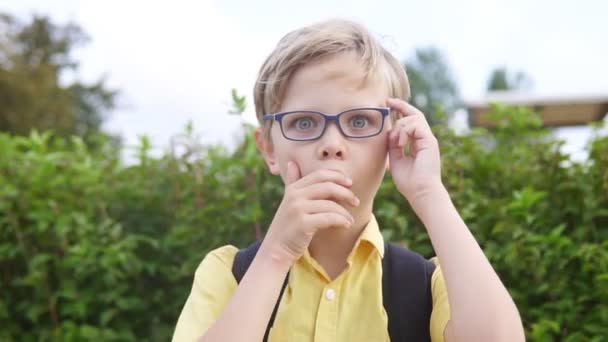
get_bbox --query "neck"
[308,210,371,280]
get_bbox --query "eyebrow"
[281,105,387,112]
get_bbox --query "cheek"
[290,152,317,176]
[370,132,390,158]
[274,144,313,175]
[356,137,389,176]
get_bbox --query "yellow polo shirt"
[173,215,451,341]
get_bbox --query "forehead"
[279,52,388,112]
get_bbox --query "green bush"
[1,106,606,341]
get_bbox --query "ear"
[254,127,281,175]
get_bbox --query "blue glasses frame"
[262,107,391,141]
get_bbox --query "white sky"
[4,0,608,159]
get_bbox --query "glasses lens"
[282,112,325,140]
[340,109,384,137]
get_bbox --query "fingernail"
[353,197,360,206]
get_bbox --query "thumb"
[285,161,301,185]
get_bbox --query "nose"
[316,123,346,160]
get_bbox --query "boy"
[173,19,525,341]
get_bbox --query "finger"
[293,168,352,189]
[388,118,413,147]
[389,118,422,160]
[388,116,417,143]
[387,98,426,118]
[388,124,399,143]
[285,161,301,185]
[398,126,408,148]
[396,116,433,141]
[301,182,360,207]
[305,212,353,230]
[389,131,408,162]
[394,120,438,156]
[304,200,355,223]
[388,126,402,160]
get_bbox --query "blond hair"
[253,19,410,136]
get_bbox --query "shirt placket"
[313,277,343,342]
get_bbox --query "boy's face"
[257,52,391,209]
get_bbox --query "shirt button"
[325,288,336,301]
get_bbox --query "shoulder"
[172,245,240,341]
[185,245,240,301]
[193,245,239,281]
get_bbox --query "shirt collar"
[357,214,385,258]
[301,213,386,269]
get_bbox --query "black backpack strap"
[232,241,289,342]
[232,240,263,283]
[382,242,436,342]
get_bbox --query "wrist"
[408,183,451,217]
[257,238,295,274]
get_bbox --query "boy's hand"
[387,98,443,204]
[262,161,359,266]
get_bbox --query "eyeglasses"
[263,107,390,141]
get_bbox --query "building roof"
[465,92,608,127]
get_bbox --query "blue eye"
[296,117,315,130]
[351,116,368,128]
